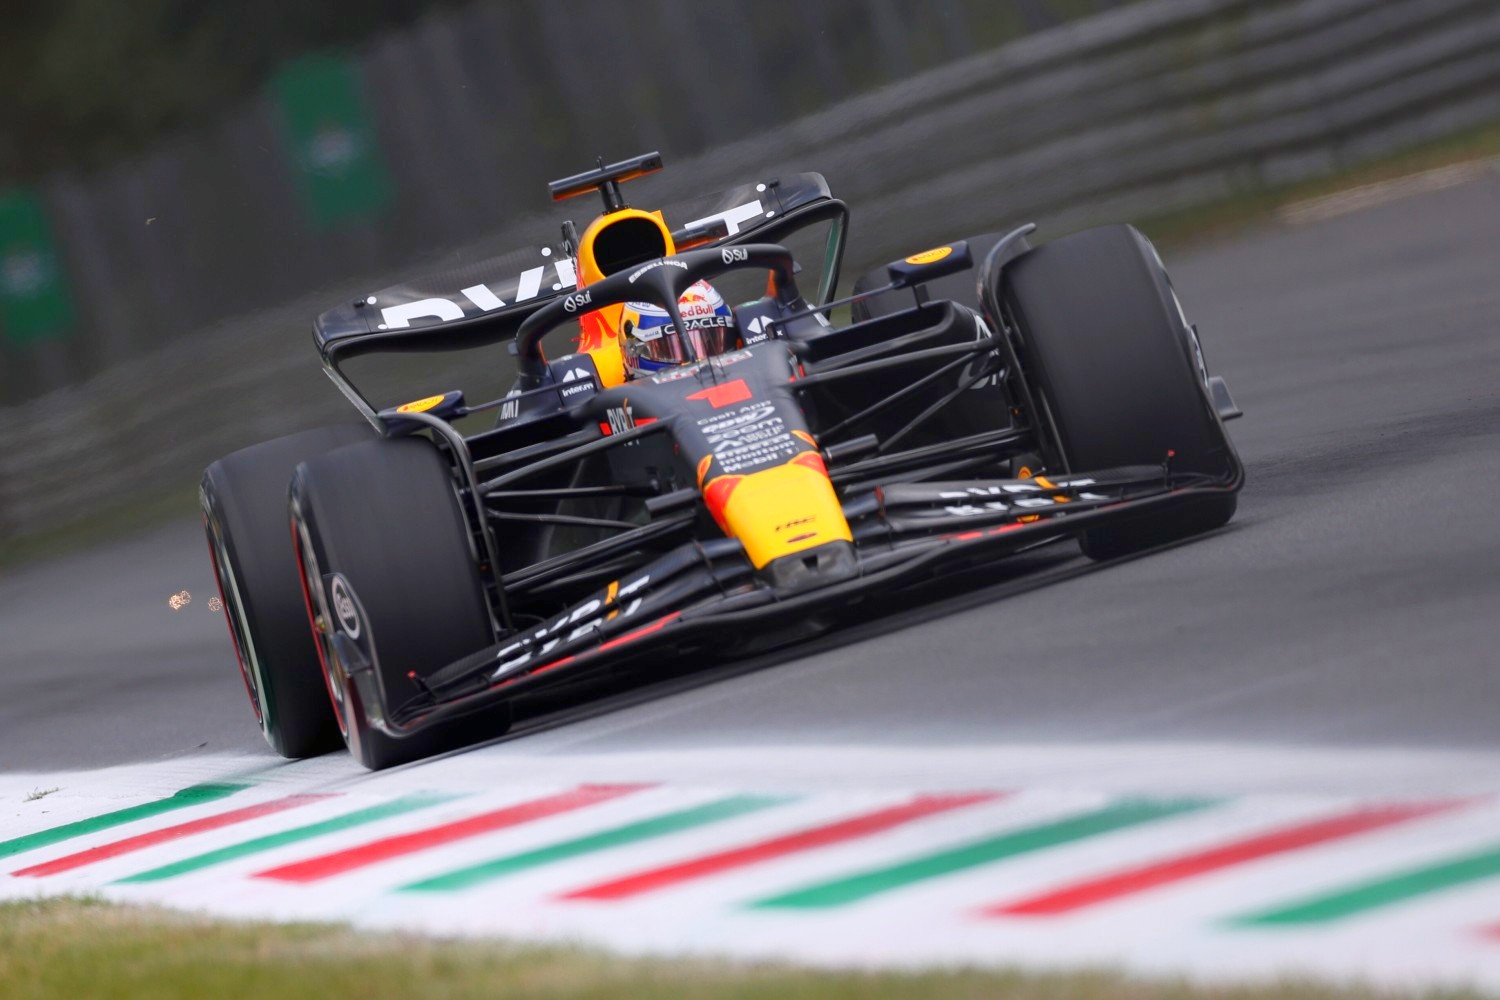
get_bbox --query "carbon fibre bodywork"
[275,156,1242,757]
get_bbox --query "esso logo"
[721,247,749,265]
[563,289,592,313]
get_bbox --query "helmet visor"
[632,313,735,366]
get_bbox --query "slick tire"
[201,424,374,758]
[1001,225,1238,561]
[290,436,510,770]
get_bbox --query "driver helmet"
[620,280,739,373]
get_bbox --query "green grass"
[1139,121,1500,249]
[0,480,199,574]
[0,898,1486,1000]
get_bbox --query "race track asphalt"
[3,170,1497,778]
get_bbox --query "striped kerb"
[0,783,247,860]
[117,792,460,883]
[987,801,1459,916]
[12,793,334,877]
[561,792,999,902]
[254,784,648,884]
[1234,841,1500,925]
[752,798,1215,909]
[403,794,792,893]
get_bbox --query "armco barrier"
[2,0,1498,545]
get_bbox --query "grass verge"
[0,898,1487,1000]
[0,482,199,575]
[1139,121,1500,248]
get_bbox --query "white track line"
[4,747,1500,990]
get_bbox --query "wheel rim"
[289,498,349,740]
[203,506,268,732]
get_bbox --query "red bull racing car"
[202,153,1244,769]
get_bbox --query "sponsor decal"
[905,246,953,265]
[379,297,463,330]
[934,479,1106,517]
[396,394,446,413]
[604,403,636,435]
[498,392,521,421]
[710,349,752,370]
[686,378,753,409]
[490,572,653,679]
[329,577,361,640]
[461,283,504,312]
[678,314,732,333]
[627,259,688,283]
[378,255,578,330]
[685,199,763,237]
[374,194,767,331]
[378,196,762,332]
[557,366,596,400]
[650,363,704,384]
[721,246,750,264]
[743,315,775,343]
[697,400,801,475]
[562,289,592,313]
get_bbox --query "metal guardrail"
[3,0,1499,546]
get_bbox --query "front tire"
[201,424,374,758]
[1001,225,1239,560]
[290,436,508,770]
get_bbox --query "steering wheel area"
[514,243,800,387]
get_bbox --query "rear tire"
[1001,225,1238,560]
[290,436,509,770]
[201,424,374,758]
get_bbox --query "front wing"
[326,465,1234,740]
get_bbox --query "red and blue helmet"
[620,280,739,373]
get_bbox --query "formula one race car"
[202,152,1243,769]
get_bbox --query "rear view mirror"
[886,241,973,288]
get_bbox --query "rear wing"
[314,172,846,366]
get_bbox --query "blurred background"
[2,0,1498,556]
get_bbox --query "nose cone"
[764,540,859,594]
[705,457,853,569]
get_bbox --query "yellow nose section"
[704,454,852,569]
